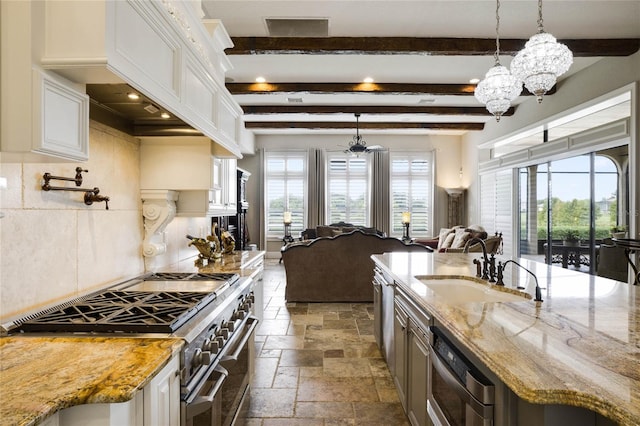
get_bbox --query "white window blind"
[390,152,434,237]
[480,170,513,256]
[264,151,307,237]
[326,154,370,225]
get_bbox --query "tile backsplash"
[0,121,207,321]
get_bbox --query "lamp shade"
[474,64,522,121]
[283,211,292,224]
[510,32,573,102]
[402,212,411,224]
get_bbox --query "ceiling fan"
[344,113,386,155]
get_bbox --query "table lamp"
[402,212,411,242]
[283,211,292,240]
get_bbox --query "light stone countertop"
[0,336,183,426]
[169,250,265,277]
[372,252,640,426]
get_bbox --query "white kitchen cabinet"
[0,0,89,162]
[57,353,179,426]
[36,0,242,158]
[140,137,238,217]
[32,69,90,161]
[143,353,181,426]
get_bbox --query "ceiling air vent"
[287,97,303,103]
[265,18,329,37]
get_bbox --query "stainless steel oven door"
[427,345,494,426]
[183,364,228,426]
[182,316,258,426]
[219,316,258,426]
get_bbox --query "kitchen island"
[372,252,639,425]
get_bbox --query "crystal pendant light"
[510,0,573,103]
[474,0,522,122]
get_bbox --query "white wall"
[0,121,206,321]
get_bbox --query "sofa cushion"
[451,229,472,249]
[440,232,456,249]
[436,228,453,249]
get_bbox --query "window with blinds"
[265,151,307,237]
[390,152,434,237]
[326,154,370,225]
[480,169,513,256]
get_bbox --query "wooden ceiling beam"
[227,37,640,57]
[240,105,513,116]
[244,121,485,131]
[227,82,551,96]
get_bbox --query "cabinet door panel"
[393,302,408,409]
[33,69,89,161]
[111,1,177,93]
[184,59,216,125]
[408,325,429,426]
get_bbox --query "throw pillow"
[436,228,453,249]
[451,229,472,249]
[440,232,456,249]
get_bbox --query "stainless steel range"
[2,271,259,426]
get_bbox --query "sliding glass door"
[518,147,625,275]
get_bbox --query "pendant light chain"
[537,0,544,33]
[493,0,501,65]
[510,0,573,103]
[474,0,522,122]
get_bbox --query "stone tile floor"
[239,259,410,426]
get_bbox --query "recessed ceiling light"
[469,78,480,84]
[160,112,171,119]
[255,76,266,83]
[127,92,140,100]
[363,77,374,83]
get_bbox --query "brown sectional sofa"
[281,230,430,302]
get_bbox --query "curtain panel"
[307,148,326,228]
[371,151,390,236]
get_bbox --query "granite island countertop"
[372,252,639,426]
[0,336,183,426]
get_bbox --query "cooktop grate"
[13,290,216,334]
[145,272,239,283]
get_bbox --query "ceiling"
[197,0,640,136]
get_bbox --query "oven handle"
[221,316,258,363]
[428,345,492,417]
[185,364,229,418]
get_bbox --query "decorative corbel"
[141,190,179,259]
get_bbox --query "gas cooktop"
[7,271,241,335]
[12,289,217,333]
[144,272,239,282]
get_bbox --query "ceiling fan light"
[511,32,573,103]
[474,64,522,121]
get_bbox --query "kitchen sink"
[415,276,529,304]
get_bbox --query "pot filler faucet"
[464,237,543,302]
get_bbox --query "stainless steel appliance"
[427,327,495,426]
[2,271,258,426]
